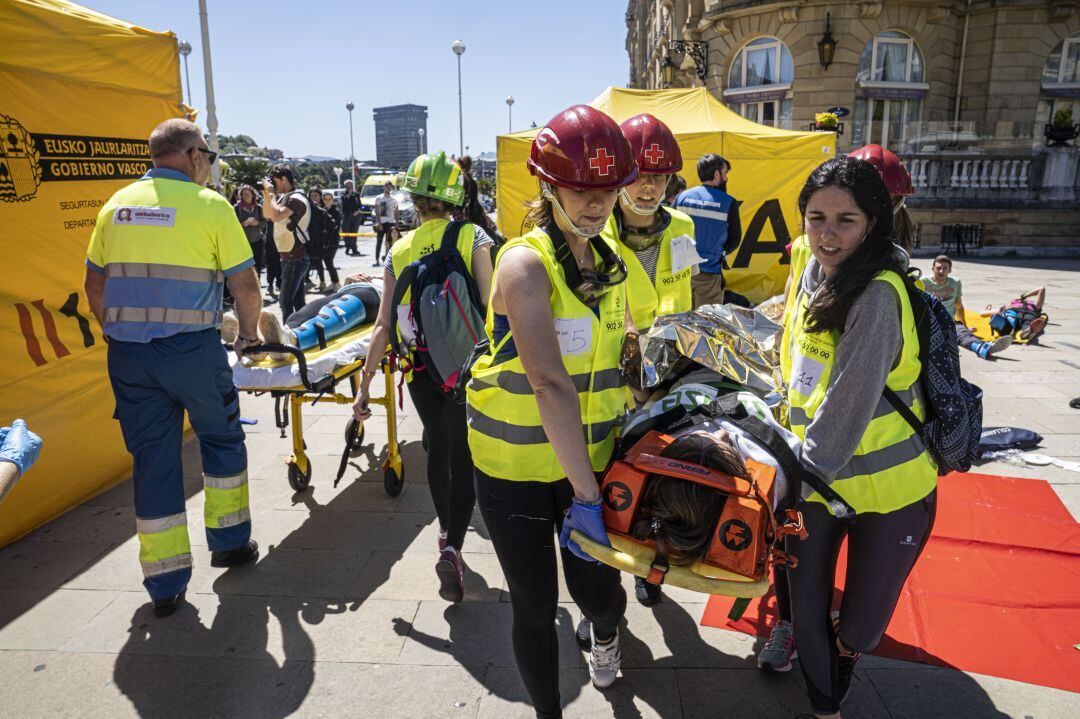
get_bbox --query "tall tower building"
[372,104,429,170]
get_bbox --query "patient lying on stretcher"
[621,371,800,566]
[221,282,381,361]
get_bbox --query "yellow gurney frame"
[232,340,404,497]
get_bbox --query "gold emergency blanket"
[0,0,186,546]
[641,304,784,401]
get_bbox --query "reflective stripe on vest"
[204,471,250,529]
[602,208,695,330]
[106,262,225,283]
[466,227,628,482]
[136,511,192,577]
[104,307,222,325]
[780,270,936,514]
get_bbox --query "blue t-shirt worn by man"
[674,185,739,274]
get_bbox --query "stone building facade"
[625,0,1080,254]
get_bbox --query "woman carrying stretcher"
[465,105,638,718]
[353,151,495,604]
[782,157,938,718]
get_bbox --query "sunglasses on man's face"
[193,146,218,164]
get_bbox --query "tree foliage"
[223,157,270,189]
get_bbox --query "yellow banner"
[0,0,184,546]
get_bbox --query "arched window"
[723,37,794,128]
[1037,34,1080,132]
[852,31,927,151]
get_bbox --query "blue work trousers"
[279,257,309,319]
[108,329,250,600]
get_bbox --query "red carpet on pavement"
[701,472,1080,693]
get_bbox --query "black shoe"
[153,590,186,618]
[634,575,662,606]
[576,617,592,652]
[837,652,861,704]
[211,539,259,568]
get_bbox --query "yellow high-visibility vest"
[602,207,695,331]
[466,227,627,482]
[780,269,936,514]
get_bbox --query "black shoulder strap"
[388,263,418,356]
[702,394,856,522]
[440,220,466,252]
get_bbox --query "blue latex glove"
[0,420,42,476]
[559,497,610,563]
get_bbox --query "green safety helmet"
[400,151,465,206]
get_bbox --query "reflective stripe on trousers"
[136,512,193,578]
[204,471,251,529]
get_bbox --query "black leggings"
[475,469,627,719]
[407,370,475,550]
[787,492,937,714]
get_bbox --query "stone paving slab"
[2,248,1079,717]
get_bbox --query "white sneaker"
[588,625,621,689]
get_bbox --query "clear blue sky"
[79,0,631,160]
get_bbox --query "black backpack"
[389,221,486,396]
[884,272,983,475]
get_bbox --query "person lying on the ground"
[222,282,381,359]
[983,287,1047,342]
[0,420,43,505]
[922,254,1012,359]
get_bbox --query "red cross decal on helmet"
[643,143,665,166]
[589,147,616,176]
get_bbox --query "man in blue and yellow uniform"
[83,119,264,617]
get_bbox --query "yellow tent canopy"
[496,87,837,303]
[0,0,185,546]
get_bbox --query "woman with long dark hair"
[781,157,937,718]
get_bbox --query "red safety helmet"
[620,113,682,175]
[528,105,638,191]
[848,144,914,196]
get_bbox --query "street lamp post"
[452,39,465,157]
[506,95,514,133]
[418,127,425,156]
[178,40,193,106]
[346,102,356,186]
[197,0,220,188]
[333,167,343,190]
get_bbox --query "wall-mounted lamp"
[817,12,837,70]
[661,55,676,87]
[670,40,708,83]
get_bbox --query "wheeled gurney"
[229,324,405,496]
